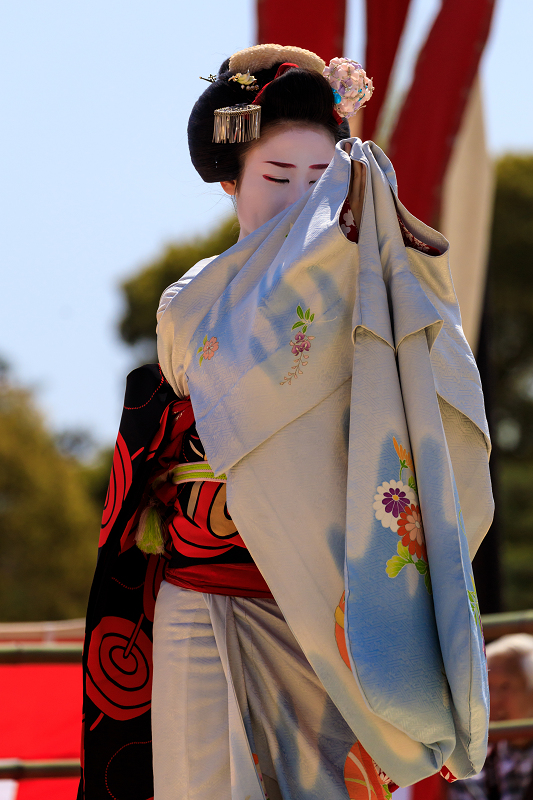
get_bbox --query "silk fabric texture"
[152,580,357,800]
[157,138,493,787]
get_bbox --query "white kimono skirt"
[155,138,494,799]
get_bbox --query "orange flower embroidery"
[393,436,414,474]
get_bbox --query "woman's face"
[221,125,336,240]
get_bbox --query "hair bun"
[188,57,350,183]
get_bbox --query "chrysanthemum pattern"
[377,438,432,594]
[373,480,415,532]
[397,504,426,560]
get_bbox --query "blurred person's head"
[487,634,533,724]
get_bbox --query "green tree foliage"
[0,372,101,621]
[119,215,238,361]
[487,155,533,609]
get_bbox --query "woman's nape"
[220,124,336,240]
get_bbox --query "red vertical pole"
[362,0,412,141]
[387,0,496,225]
[256,0,347,64]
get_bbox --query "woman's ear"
[220,180,237,196]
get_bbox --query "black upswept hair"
[188,58,350,183]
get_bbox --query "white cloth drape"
[157,138,493,786]
[152,581,356,800]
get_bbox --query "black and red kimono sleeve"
[79,364,184,800]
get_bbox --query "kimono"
[80,138,493,799]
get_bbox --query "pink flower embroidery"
[281,304,317,386]
[203,337,219,360]
[197,335,219,365]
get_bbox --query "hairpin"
[200,74,217,83]
[213,103,261,144]
[322,58,374,119]
[228,71,259,91]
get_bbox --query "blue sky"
[0,0,531,446]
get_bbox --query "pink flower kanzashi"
[322,57,374,119]
[203,336,219,360]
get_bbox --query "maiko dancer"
[79,44,493,800]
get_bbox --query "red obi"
[144,397,273,598]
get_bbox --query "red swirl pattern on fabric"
[135,400,273,596]
[100,433,133,547]
[167,481,247,558]
[86,615,152,721]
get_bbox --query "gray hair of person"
[487,633,533,689]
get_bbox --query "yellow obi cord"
[170,462,227,484]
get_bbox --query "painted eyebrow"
[263,161,330,169]
[264,161,296,168]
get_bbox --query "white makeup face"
[221,124,336,240]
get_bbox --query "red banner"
[387,0,496,225]
[256,0,347,63]
[362,0,411,141]
[0,664,82,799]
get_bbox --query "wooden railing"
[0,643,82,664]
[0,759,80,779]
[3,610,533,780]
[481,610,533,642]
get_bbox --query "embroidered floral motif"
[458,509,484,639]
[197,335,219,365]
[393,436,414,480]
[280,305,316,386]
[468,574,483,637]
[373,480,415,532]
[291,304,314,333]
[397,504,426,560]
[379,438,432,594]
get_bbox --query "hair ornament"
[229,44,325,75]
[228,71,259,91]
[213,103,261,144]
[323,58,374,119]
[199,74,217,83]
